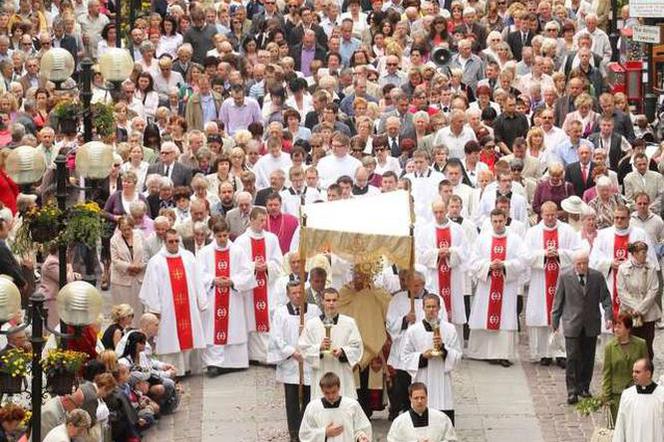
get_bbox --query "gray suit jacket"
[225,207,249,241]
[551,268,612,337]
[623,170,664,214]
[143,234,163,261]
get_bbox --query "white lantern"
[0,276,21,323]
[57,281,103,326]
[40,48,75,83]
[75,141,114,179]
[98,48,134,83]
[4,146,47,184]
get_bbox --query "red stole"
[612,233,630,319]
[487,236,507,330]
[543,228,560,325]
[250,237,270,332]
[165,256,194,351]
[214,249,231,345]
[436,226,452,314]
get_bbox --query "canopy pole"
[408,189,415,313]
[298,213,308,415]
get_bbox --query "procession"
[0,0,664,440]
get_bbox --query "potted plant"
[41,349,87,396]
[12,204,62,256]
[52,99,82,135]
[0,349,31,395]
[61,202,104,248]
[91,102,116,141]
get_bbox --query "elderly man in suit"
[146,141,192,187]
[225,191,252,240]
[552,249,613,405]
[565,144,595,197]
[623,152,664,214]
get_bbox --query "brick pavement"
[143,330,664,442]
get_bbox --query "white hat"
[560,196,587,215]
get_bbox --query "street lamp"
[75,141,114,286]
[98,48,134,102]
[0,278,102,442]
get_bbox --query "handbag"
[590,405,614,442]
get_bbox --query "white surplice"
[589,226,657,333]
[299,396,372,442]
[234,228,284,362]
[524,221,581,359]
[613,384,664,442]
[416,220,469,326]
[387,409,457,442]
[253,152,293,190]
[267,302,321,385]
[385,291,448,370]
[298,314,363,399]
[401,320,462,410]
[467,231,525,360]
[316,154,363,188]
[139,247,208,371]
[404,169,445,222]
[197,240,257,368]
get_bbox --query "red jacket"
[0,169,18,214]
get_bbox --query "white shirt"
[433,125,477,160]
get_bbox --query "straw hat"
[560,196,587,215]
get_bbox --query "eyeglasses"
[161,151,174,155]
[386,62,398,66]
[374,147,387,151]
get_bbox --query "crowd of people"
[0,0,663,440]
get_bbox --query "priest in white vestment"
[234,207,284,363]
[139,229,208,375]
[416,198,469,340]
[299,372,372,442]
[476,172,529,225]
[403,149,445,222]
[448,194,478,342]
[387,382,457,442]
[268,281,321,441]
[401,293,462,423]
[524,202,582,365]
[316,133,363,188]
[467,208,525,366]
[253,138,293,189]
[197,218,257,373]
[299,288,363,400]
[613,359,664,442]
[386,270,447,418]
[589,206,657,334]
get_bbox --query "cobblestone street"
[142,329,664,441]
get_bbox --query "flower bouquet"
[61,202,104,248]
[0,349,31,395]
[41,349,87,396]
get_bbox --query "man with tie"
[551,249,612,404]
[565,144,595,197]
[147,141,193,187]
[506,13,534,61]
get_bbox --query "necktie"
[522,32,528,42]
[391,138,398,153]
[581,164,588,183]
[164,165,170,176]
[295,307,300,315]
[579,274,585,287]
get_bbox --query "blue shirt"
[200,93,217,125]
[339,37,361,67]
[552,138,594,168]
